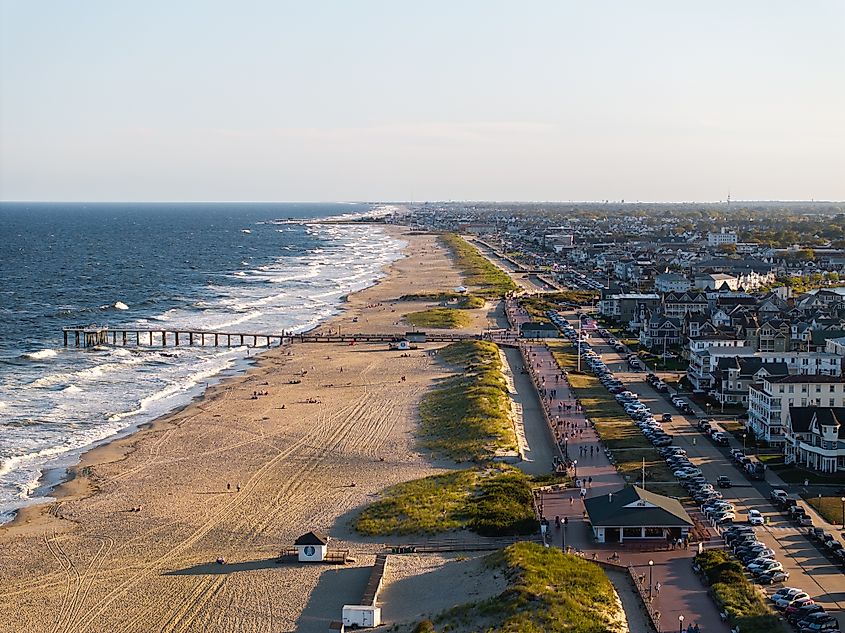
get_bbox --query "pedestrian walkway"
[501,298,728,632]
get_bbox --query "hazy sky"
[1,1,843,202]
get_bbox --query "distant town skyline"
[1,0,843,202]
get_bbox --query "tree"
[717,243,737,255]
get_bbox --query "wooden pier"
[63,327,288,349]
[62,326,483,349]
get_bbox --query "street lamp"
[742,433,747,450]
[648,560,654,601]
[841,497,844,527]
[574,460,578,483]
[679,614,685,633]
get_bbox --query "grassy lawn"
[440,233,519,297]
[405,307,473,329]
[694,550,785,633]
[520,291,599,321]
[354,467,538,536]
[549,342,683,497]
[773,466,845,485]
[421,341,517,462]
[806,496,845,526]
[425,543,625,633]
[399,291,486,309]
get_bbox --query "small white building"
[708,228,738,246]
[389,338,413,350]
[294,531,329,562]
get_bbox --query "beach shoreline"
[1,221,410,532]
[0,225,495,633]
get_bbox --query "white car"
[713,511,736,523]
[748,510,765,526]
[771,587,802,602]
[774,591,810,609]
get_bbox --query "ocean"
[0,202,405,522]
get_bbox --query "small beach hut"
[294,531,329,562]
[389,338,412,351]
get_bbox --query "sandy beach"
[0,227,495,633]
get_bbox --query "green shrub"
[694,550,783,633]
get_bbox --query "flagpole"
[577,315,582,373]
[642,457,646,489]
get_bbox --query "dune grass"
[549,342,683,497]
[420,341,517,462]
[354,467,537,537]
[429,543,625,633]
[440,233,518,298]
[695,550,784,633]
[399,292,486,309]
[405,307,474,329]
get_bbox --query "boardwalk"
[504,298,727,633]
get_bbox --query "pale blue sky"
[1,1,843,202]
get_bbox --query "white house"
[294,531,329,562]
[749,376,845,445]
[655,273,692,293]
[784,406,845,473]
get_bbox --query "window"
[644,527,663,537]
[830,399,836,407]
[830,385,836,393]
[802,384,808,392]
[801,398,807,406]
[623,527,642,538]
[789,385,794,393]
[816,385,822,393]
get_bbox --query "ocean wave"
[114,301,129,310]
[61,385,83,394]
[22,349,58,361]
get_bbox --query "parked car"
[788,604,826,623]
[756,569,790,585]
[748,509,765,526]
[747,559,782,574]
[774,590,810,609]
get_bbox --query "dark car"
[717,476,732,488]
[662,413,673,422]
[788,604,826,624]
[808,527,825,541]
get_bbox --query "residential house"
[748,375,845,444]
[784,407,845,473]
[655,273,692,293]
[639,314,682,350]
